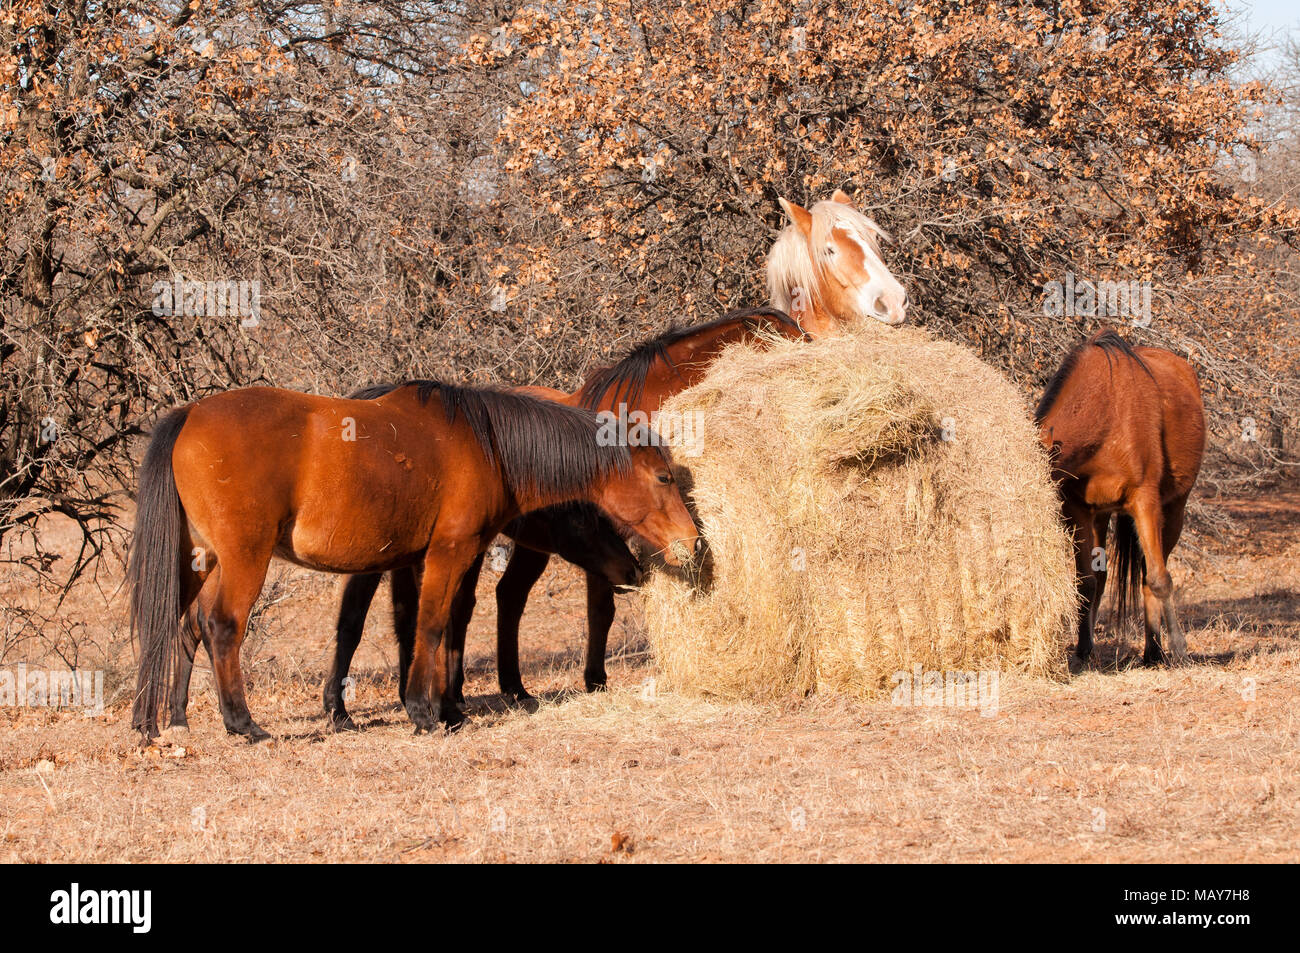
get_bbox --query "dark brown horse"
[1036,328,1206,665]
[129,381,699,740]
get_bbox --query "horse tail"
[1108,513,1146,632]
[129,405,193,740]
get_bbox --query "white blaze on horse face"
[839,225,907,326]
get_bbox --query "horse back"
[1041,340,1204,509]
[170,386,501,572]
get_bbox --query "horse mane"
[351,380,633,498]
[576,306,800,410]
[767,199,892,314]
[348,382,403,400]
[1034,327,1154,423]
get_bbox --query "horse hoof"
[135,726,160,748]
[405,701,438,734]
[584,679,609,694]
[1142,648,1166,667]
[329,712,358,732]
[226,726,270,742]
[220,713,271,741]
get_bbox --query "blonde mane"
[766,200,892,315]
[766,226,822,315]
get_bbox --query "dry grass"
[645,323,1076,701]
[0,488,1297,862]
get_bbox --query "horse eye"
[656,472,672,485]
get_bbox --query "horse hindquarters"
[170,567,222,728]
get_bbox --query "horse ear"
[831,188,853,206]
[778,197,813,239]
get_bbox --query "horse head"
[767,189,908,334]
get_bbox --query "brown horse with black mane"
[1036,328,1205,665]
[314,189,911,720]
[130,381,699,741]
[320,307,807,722]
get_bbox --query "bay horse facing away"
[327,188,912,712]
[1036,328,1205,665]
[129,381,699,741]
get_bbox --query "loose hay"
[643,323,1076,700]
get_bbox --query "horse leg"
[324,572,383,730]
[446,553,484,706]
[1140,496,1189,664]
[171,567,218,729]
[169,612,203,729]
[1066,502,1100,662]
[495,546,551,703]
[404,546,480,732]
[203,551,273,740]
[1127,493,1179,665]
[583,572,616,692]
[1092,514,1111,610]
[391,565,420,705]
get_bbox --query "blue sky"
[1226,0,1299,69]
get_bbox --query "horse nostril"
[694,537,707,557]
[874,296,889,316]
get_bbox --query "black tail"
[129,406,193,739]
[1108,513,1146,632]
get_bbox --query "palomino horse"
[318,190,910,716]
[768,189,908,331]
[129,381,699,740]
[1036,328,1205,665]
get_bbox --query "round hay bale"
[643,323,1076,700]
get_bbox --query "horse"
[320,190,911,713]
[768,188,909,332]
[1036,328,1206,665]
[320,308,805,719]
[128,380,700,741]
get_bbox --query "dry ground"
[0,492,1296,863]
